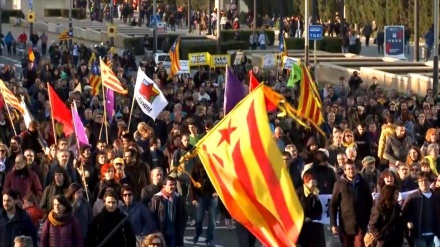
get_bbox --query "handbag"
[364,206,396,247]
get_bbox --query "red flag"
[248,70,260,93]
[47,83,74,136]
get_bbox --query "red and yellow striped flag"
[169,36,181,77]
[99,58,127,94]
[297,63,324,133]
[58,30,70,41]
[89,53,101,96]
[0,79,24,114]
[194,85,304,246]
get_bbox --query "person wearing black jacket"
[297,173,325,247]
[402,172,440,247]
[190,162,217,246]
[330,161,373,246]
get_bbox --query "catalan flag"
[193,85,304,246]
[0,79,24,114]
[58,30,70,41]
[28,47,35,62]
[297,63,325,133]
[169,36,181,77]
[90,60,101,96]
[99,58,127,94]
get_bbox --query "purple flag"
[224,66,245,114]
[106,88,115,123]
[72,102,89,146]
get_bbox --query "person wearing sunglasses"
[142,233,167,247]
[119,185,155,246]
[402,163,420,192]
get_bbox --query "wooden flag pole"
[127,95,136,133]
[1,88,17,136]
[46,83,58,145]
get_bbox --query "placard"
[210,54,231,67]
[283,56,299,70]
[384,26,406,60]
[261,54,277,68]
[234,51,244,65]
[188,52,210,66]
[178,60,189,74]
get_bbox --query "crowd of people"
[1,11,440,247]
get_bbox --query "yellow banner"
[210,54,231,67]
[188,52,211,67]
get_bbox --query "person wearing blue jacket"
[0,189,38,247]
[4,31,14,56]
[119,184,156,243]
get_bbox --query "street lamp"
[69,0,73,49]
[433,0,439,94]
[414,0,420,61]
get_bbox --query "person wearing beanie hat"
[359,156,380,193]
[40,166,70,213]
[302,149,337,194]
[65,183,93,244]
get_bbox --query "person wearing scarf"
[40,195,83,247]
[296,173,326,247]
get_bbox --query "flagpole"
[101,84,109,144]
[127,94,136,133]
[71,102,90,201]
[1,88,17,136]
[46,83,58,145]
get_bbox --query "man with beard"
[123,148,149,199]
[45,149,80,187]
[23,149,45,187]
[141,167,164,207]
[0,189,37,247]
[19,120,43,154]
[8,136,22,164]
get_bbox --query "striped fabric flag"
[99,58,127,94]
[297,63,324,133]
[58,30,70,41]
[0,80,24,113]
[28,47,35,62]
[169,36,181,77]
[193,86,304,246]
[90,61,101,96]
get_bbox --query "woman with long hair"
[142,233,167,247]
[40,195,83,247]
[367,185,404,247]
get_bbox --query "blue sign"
[384,26,406,59]
[28,0,33,9]
[68,30,73,38]
[149,15,161,27]
[309,25,323,40]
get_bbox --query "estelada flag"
[193,85,304,246]
[99,58,127,94]
[47,83,74,136]
[0,79,24,114]
[134,68,168,120]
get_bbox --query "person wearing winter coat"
[296,174,326,247]
[40,195,83,247]
[40,166,70,212]
[87,190,137,247]
[368,185,404,247]
[65,183,93,243]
